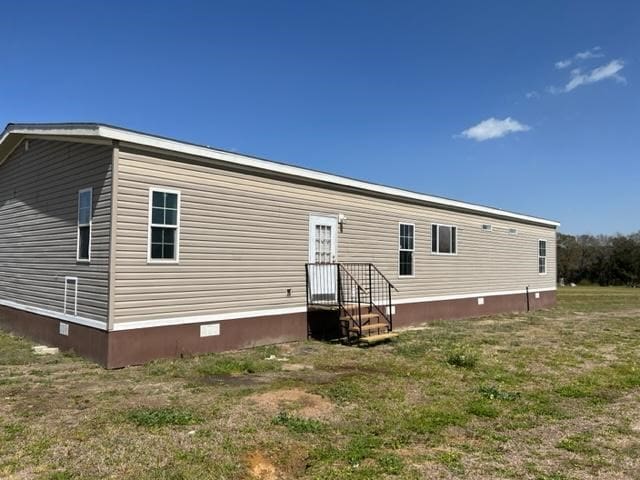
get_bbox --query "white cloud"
[555,46,603,69]
[459,117,531,142]
[555,59,573,70]
[560,59,626,93]
[525,90,540,99]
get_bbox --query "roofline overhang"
[0,122,560,228]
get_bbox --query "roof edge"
[0,122,560,228]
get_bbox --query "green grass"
[0,286,639,479]
[272,411,326,433]
[126,407,201,427]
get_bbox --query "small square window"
[432,224,457,255]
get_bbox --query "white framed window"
[398,223,415,277]
[538,239,547,274]
[148,188,180,263]
[482,224,492,232]
[431,224,457,255]
[508,228,518,235]
[76,188,92,262]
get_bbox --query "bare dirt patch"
[247,388,334,419]
[246,451,279,480]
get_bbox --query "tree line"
[557,232,640,286]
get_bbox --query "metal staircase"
[305,262,399,344]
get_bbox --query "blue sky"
[1,1,638,234]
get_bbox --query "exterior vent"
[59,322,69,336]
[482,224,492,231]
[508,228,518,235]
[200,323,220,337]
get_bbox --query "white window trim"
[481,224,492,232]
[76,187,92,263]
[147,187,181,264]
[64,277,78,317]
[538,239,547,275]
[507,228,518,235]
[398,222,415,278]
[431,223,458,256]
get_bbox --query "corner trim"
[107,141,119,330]
[0,298,108,330]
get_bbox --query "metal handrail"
[369,263,399,292]
[306,262,398,339]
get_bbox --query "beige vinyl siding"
[0,139,112,322]
[112,148,555,325]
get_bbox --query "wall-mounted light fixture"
[338,213,347,233]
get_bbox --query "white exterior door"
[308,215,338,301]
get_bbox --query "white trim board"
[0,298,107,330]
[392,287,557,305]
[111,306,308,331]
[110,287,557,331]
[0,123,560,228]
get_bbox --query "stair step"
[340,313,379,322]
[349,323,389,333]
[358,333,399,344]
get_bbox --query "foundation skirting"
[0,290,556,368]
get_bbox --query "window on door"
[399,223,415,276]
[315,224,333,263]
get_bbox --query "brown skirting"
[0,290,556,368]
[0,305,109,365]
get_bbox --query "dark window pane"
[162,228,175,244]
[152,191,165,208]
[151,243,163,259]
[399,251,413,276]
[451,227,457,254]
[432,224,437,252]
[152,207,165,225]
[165,209,177,226]
[78,226,90,260]
[163,243,175,259]
[399,224,414,250]
[439,226,451,253]
[539,240,546,257]
[165,193,178,209]
[151,227,163,243]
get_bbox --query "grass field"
[1,287,640,479]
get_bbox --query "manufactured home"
[0,123,558,368]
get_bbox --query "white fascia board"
[2,123,560,227]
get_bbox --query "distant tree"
[556,231,640,286]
